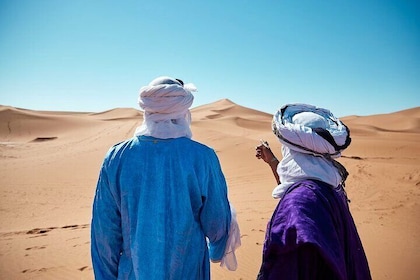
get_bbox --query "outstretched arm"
[255,140,280,185]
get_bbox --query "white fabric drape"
[220,206,241,271]
[272,146,343,198]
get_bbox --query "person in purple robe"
[255,104,371,280]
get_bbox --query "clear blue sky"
[0,0,419,117]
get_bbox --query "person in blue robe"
[91,76,235,279]
[255,104,371,280]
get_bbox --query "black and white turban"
[135,76,197,139]
[271,104,351,199]
[272,103,351,158]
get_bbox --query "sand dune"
[342,108,420,135]
[0,102,419,279]
[89,107,142,121]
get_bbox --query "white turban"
[134,76,197,139]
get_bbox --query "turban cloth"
[135,76,197,139]
[272,103,351,158]
[271,104,351,199]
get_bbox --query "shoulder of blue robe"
[260,180,371,280]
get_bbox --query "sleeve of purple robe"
[258,180,371,280]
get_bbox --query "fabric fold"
[220,205,241,271]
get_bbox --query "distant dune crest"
[1,102,419,143]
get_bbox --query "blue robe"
[257,180,371,280]
[91,136,231,279]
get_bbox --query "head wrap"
[271,103,351,199]
[134,76,197,139]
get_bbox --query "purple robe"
[257,180,371,280]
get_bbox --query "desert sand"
[0,99,419,279]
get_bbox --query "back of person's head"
[134,76,197,139]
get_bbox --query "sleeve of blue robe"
[91,152,123,279]
[200,150,231,262]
